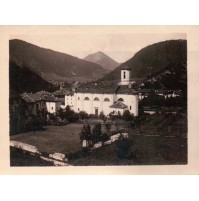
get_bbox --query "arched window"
[118,98,124,102]
[130,106,132,110]
[104,98,110,102]
[123,71,126,79]
[84,97,90,101]
[94,97,99,101]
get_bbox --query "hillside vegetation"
[99,40,187,91]
[9,61,58,94]
[10,39,107,83]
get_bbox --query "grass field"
[10,123,83,154]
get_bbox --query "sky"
[10,33,186,63]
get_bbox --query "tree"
[99,111,107,122]
[92,123,102,143]
[79,124,92,141]
[105,123,112,135]
[79,111,89,121]
[79,124,92,149]
[122,110,134,122]
[57,108,65,120]
[63,106,79,122]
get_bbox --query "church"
[65,67,139,116]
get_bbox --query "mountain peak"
[84,51,120,71]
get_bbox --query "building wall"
[46,102,61,114]
[72,93,117,116]
[65,94,74,108]
[66,92,138,116]
[116,94,138,116]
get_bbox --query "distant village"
[10,67,183,130]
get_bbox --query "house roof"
[43,95,60,102]
[53,88,71,96]
[36,90,51,96]
[109,101,128,109]
[21,93,42,103]
[21,92,60,103]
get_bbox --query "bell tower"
[120,66,131,85]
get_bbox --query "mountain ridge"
[9,39,108,84]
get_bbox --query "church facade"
[65,67,139,116]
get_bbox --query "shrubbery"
[79,123,110,147]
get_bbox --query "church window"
[130,106,132,110]
[118,98,124,102]
[94,97,99,101]
[123,71,126,79]
[78,97,80,100]
[84,97,90,101]
[104,98,110,102]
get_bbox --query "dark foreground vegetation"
[10,147,54,166]
[69,134,187,166]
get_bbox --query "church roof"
[109,101,128,109]
[121,66,131,70]
[115,85,138,95]
[75,82,116,94]
[75,82,138,95]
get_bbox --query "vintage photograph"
[9,30,187,166]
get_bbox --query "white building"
[65,67,139,116]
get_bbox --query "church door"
[95,108,99,116]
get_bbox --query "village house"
[65,67,139,116]
[53,87,71,109]
[20,91,61,115]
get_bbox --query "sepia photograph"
[0,0,199,199]
[7,28,188,167]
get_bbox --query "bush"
[116,135,131,159]
[99,111,107,122]
[122,110,134,122]
[79,111,89,121]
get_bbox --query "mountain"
[9,61,58,94]
[99,40,187,91]
[84,51,120,71]
[9,39,107,84]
